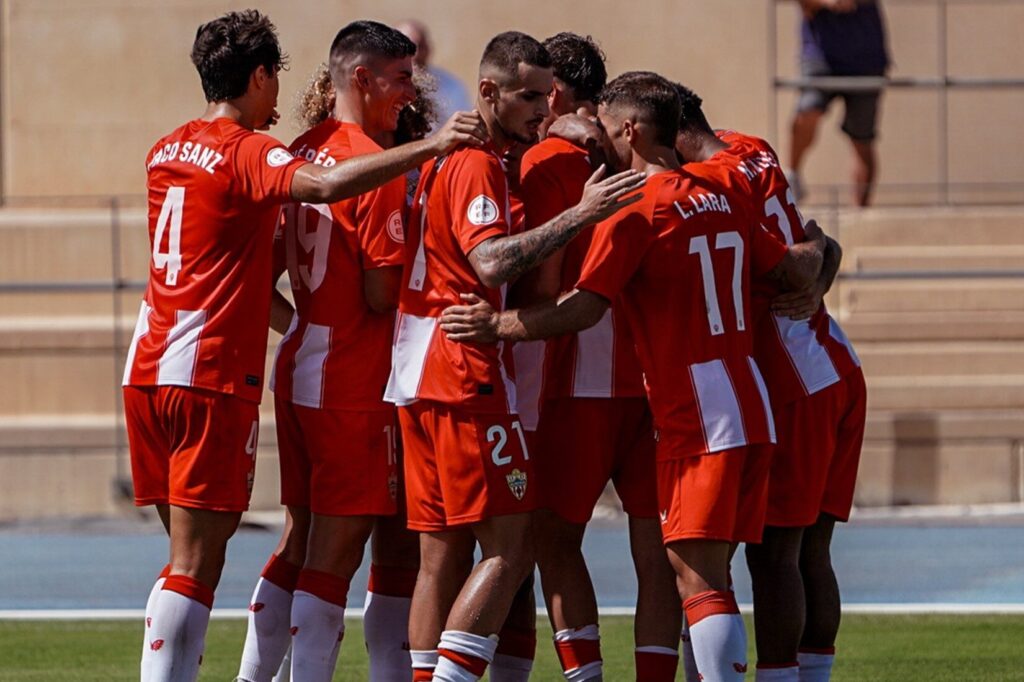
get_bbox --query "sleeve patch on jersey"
[467,194,500,226]
[266,147,295,168]
[386,210,405,243]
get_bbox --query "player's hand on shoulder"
[440,293,499,343]
[429,110,488,155]
[575,164,647,224]
[548,112,601,150]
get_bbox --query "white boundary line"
[3,604,1024,620]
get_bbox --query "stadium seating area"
[1,204,1022,519]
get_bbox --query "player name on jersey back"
[716,130,861,405]
[124,118,304,403]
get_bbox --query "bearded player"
[439,71,826,682]
[124,10,487,681]
[383,32,646,682]
[673,82,865,682]
[515,35,682,682]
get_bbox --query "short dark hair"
[329,20,416,86]
[543,33,606,103]
[479,31,551,82]
[599,71,681,147]
[191,10,287,102]
[672,82,714,135]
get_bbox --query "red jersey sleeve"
[751,222,789,276]
[447,151,511,255]
[234,132,305,205]
[520,157,571,230]
[575,198,656,303]
[355,178,407,270]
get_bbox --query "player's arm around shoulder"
[467,165,646,289]
[763,218,827,291]
[289,110,488,204]
[439,287,609,345]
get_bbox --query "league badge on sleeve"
[506,468,528,501]
[467,194,500,226]
[386,210,405,243]
[266,147,295,168]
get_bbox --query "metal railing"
[767,0,1024,206]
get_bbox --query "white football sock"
[554,624,603,681]
[146,579,213,682]
[798,650,835,682]
[434,630,497,682]
[756,664,800,681]
[140,566,168,681]
[680,617,700,682]
[238,577,295,682]
[290,590,345,682]
[364,590,413,681]
[688,612,747,682]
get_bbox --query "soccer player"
[236,21,423,682]
[674,83,865,682]
[383,32,646,682]
[516,34,682,682]
[439,71,827,682]
[123,10,486,681]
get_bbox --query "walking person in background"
[788,0,889,206]
[397,20,474,127]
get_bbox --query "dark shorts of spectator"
[797,59,884,143]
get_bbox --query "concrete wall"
[1,0,1022,202]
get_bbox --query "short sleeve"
[751,222,789,276]
[575,201,655,303]
[356,177,407,270]
[234,132,306,205]
[446,151,510,255]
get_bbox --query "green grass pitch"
[1,614,1022,680]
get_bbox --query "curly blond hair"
[294,62,335,131]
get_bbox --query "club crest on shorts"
[388,472,398,501]
[506,468,528,501]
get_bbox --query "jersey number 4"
[689,231,745,336]
[153,186,184,286]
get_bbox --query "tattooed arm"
[467,166,645,288]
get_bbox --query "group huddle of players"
[124,10,866,682]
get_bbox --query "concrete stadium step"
[857,341,1024,376]
[847,245,1024,273]
[864,408,1024,442]
[0,415,282,520]
[0,292,145,318]
[856,439,1023,506]
[0,345,280,414]
[0,207,148,283]
[834,206,1024,249]
[867,374,1024,411]
[835,278,1024,314]
[840,311,1024,342]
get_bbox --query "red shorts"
[399,400,537,532]
[124,385,259,512]
[766,367,867,527]
[656,445,773,545]
[536,397,657,524]
[275,396,398,517]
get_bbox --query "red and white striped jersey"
[124,118,304,403]
[384,145,518,414]
[519,136,645,402]
[576,168,788,459]
[270,121,406,410]
[716,131,860,406]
